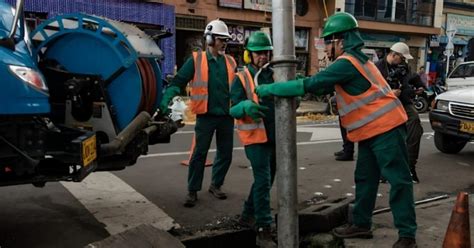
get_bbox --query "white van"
[446,61,474,90]
[362,48,379,63]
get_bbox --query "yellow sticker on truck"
[82,135,97,166]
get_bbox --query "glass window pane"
[407,0,434,26]
[450,65,466,78]
[394,0,407,23]
[466,64,474,77]
[348,0,376,19]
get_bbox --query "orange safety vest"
[235,67,268,146]
[335,54,408,142]
[189,51,236,114]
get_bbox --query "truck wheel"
[414,97,429,113]
[434,132,467,154]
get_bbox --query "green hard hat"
[246,31,273,51]
[321,12,358,38]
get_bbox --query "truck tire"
[434,132,467,154]
[414,97,429,113]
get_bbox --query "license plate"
[460,120,474,134]
[82,135,97,167]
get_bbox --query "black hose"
[100,111,151,156]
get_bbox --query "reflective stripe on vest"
[335,54,407,142]
[189,51,236,114]
[235,67,268,146]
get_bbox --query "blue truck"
[0,0,176,187]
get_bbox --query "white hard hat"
[204,19,231,38]
[390,42,413,60]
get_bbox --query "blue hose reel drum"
[30,13,163,131]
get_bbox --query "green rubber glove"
[230,100,269,122]
[158,86,181,115]
[255,79,305,98]
[229,101,246,119]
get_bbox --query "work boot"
[256,226,277,248]
[335,153,354,161]
[183,191,197,208]
[334,150,345,156]
[410,168,420,184]
[332,224,373,239]
[208,184,227,200]
[237,215,255,229]
[392,237,417,248]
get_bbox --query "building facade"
[428,0,474,80]
[162,0,329,75]
[6,0,176,77]
[336,0,443,77]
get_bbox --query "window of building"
[295,28,309,75]
[345,0,434,26]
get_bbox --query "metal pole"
[272,0,298,247]
[446,51,451,78]
[391,0,396,22]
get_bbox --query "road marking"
[176,130,195,134]
[297,127,340,141]
[175,123,340,135]
[420,118,430,123]
[141,139,342,158]
[144,131,437,159]
[61,172,179,235]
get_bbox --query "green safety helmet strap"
[246,31,273,51]
[321,12,358,38]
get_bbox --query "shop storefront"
[174,17,311,75]
[168,0,317,75]
[6,0,176,77]
[428,13,474,82]
[225,23,310,75]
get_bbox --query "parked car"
[429,86,474,154]
[446,61,474,90]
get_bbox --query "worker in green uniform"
[229,31,276,248]
[159,19,237,208]
[254,12,417,248]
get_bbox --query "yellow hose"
[322,0,329,18]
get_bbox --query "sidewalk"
[182,100,330,124]
[344,194,473,248]
[297,101,328,116]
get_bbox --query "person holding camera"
[375,42,424,183]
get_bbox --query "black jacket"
[375,58,425,105]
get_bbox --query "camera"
[386,63,408,89]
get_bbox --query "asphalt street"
[0,113,473,248]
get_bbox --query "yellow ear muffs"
[243,50,251,64]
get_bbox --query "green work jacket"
[303,59,371,96]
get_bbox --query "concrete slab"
[86,224,185,248]
[299,197,353,234]
[344,195,474,248]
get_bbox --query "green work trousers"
[242,142,276,228]
[188,115,234,192]
[353,125,417,238]
[404,104,423,168]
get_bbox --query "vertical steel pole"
[391,0,396,22]
[272,0,298,247]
